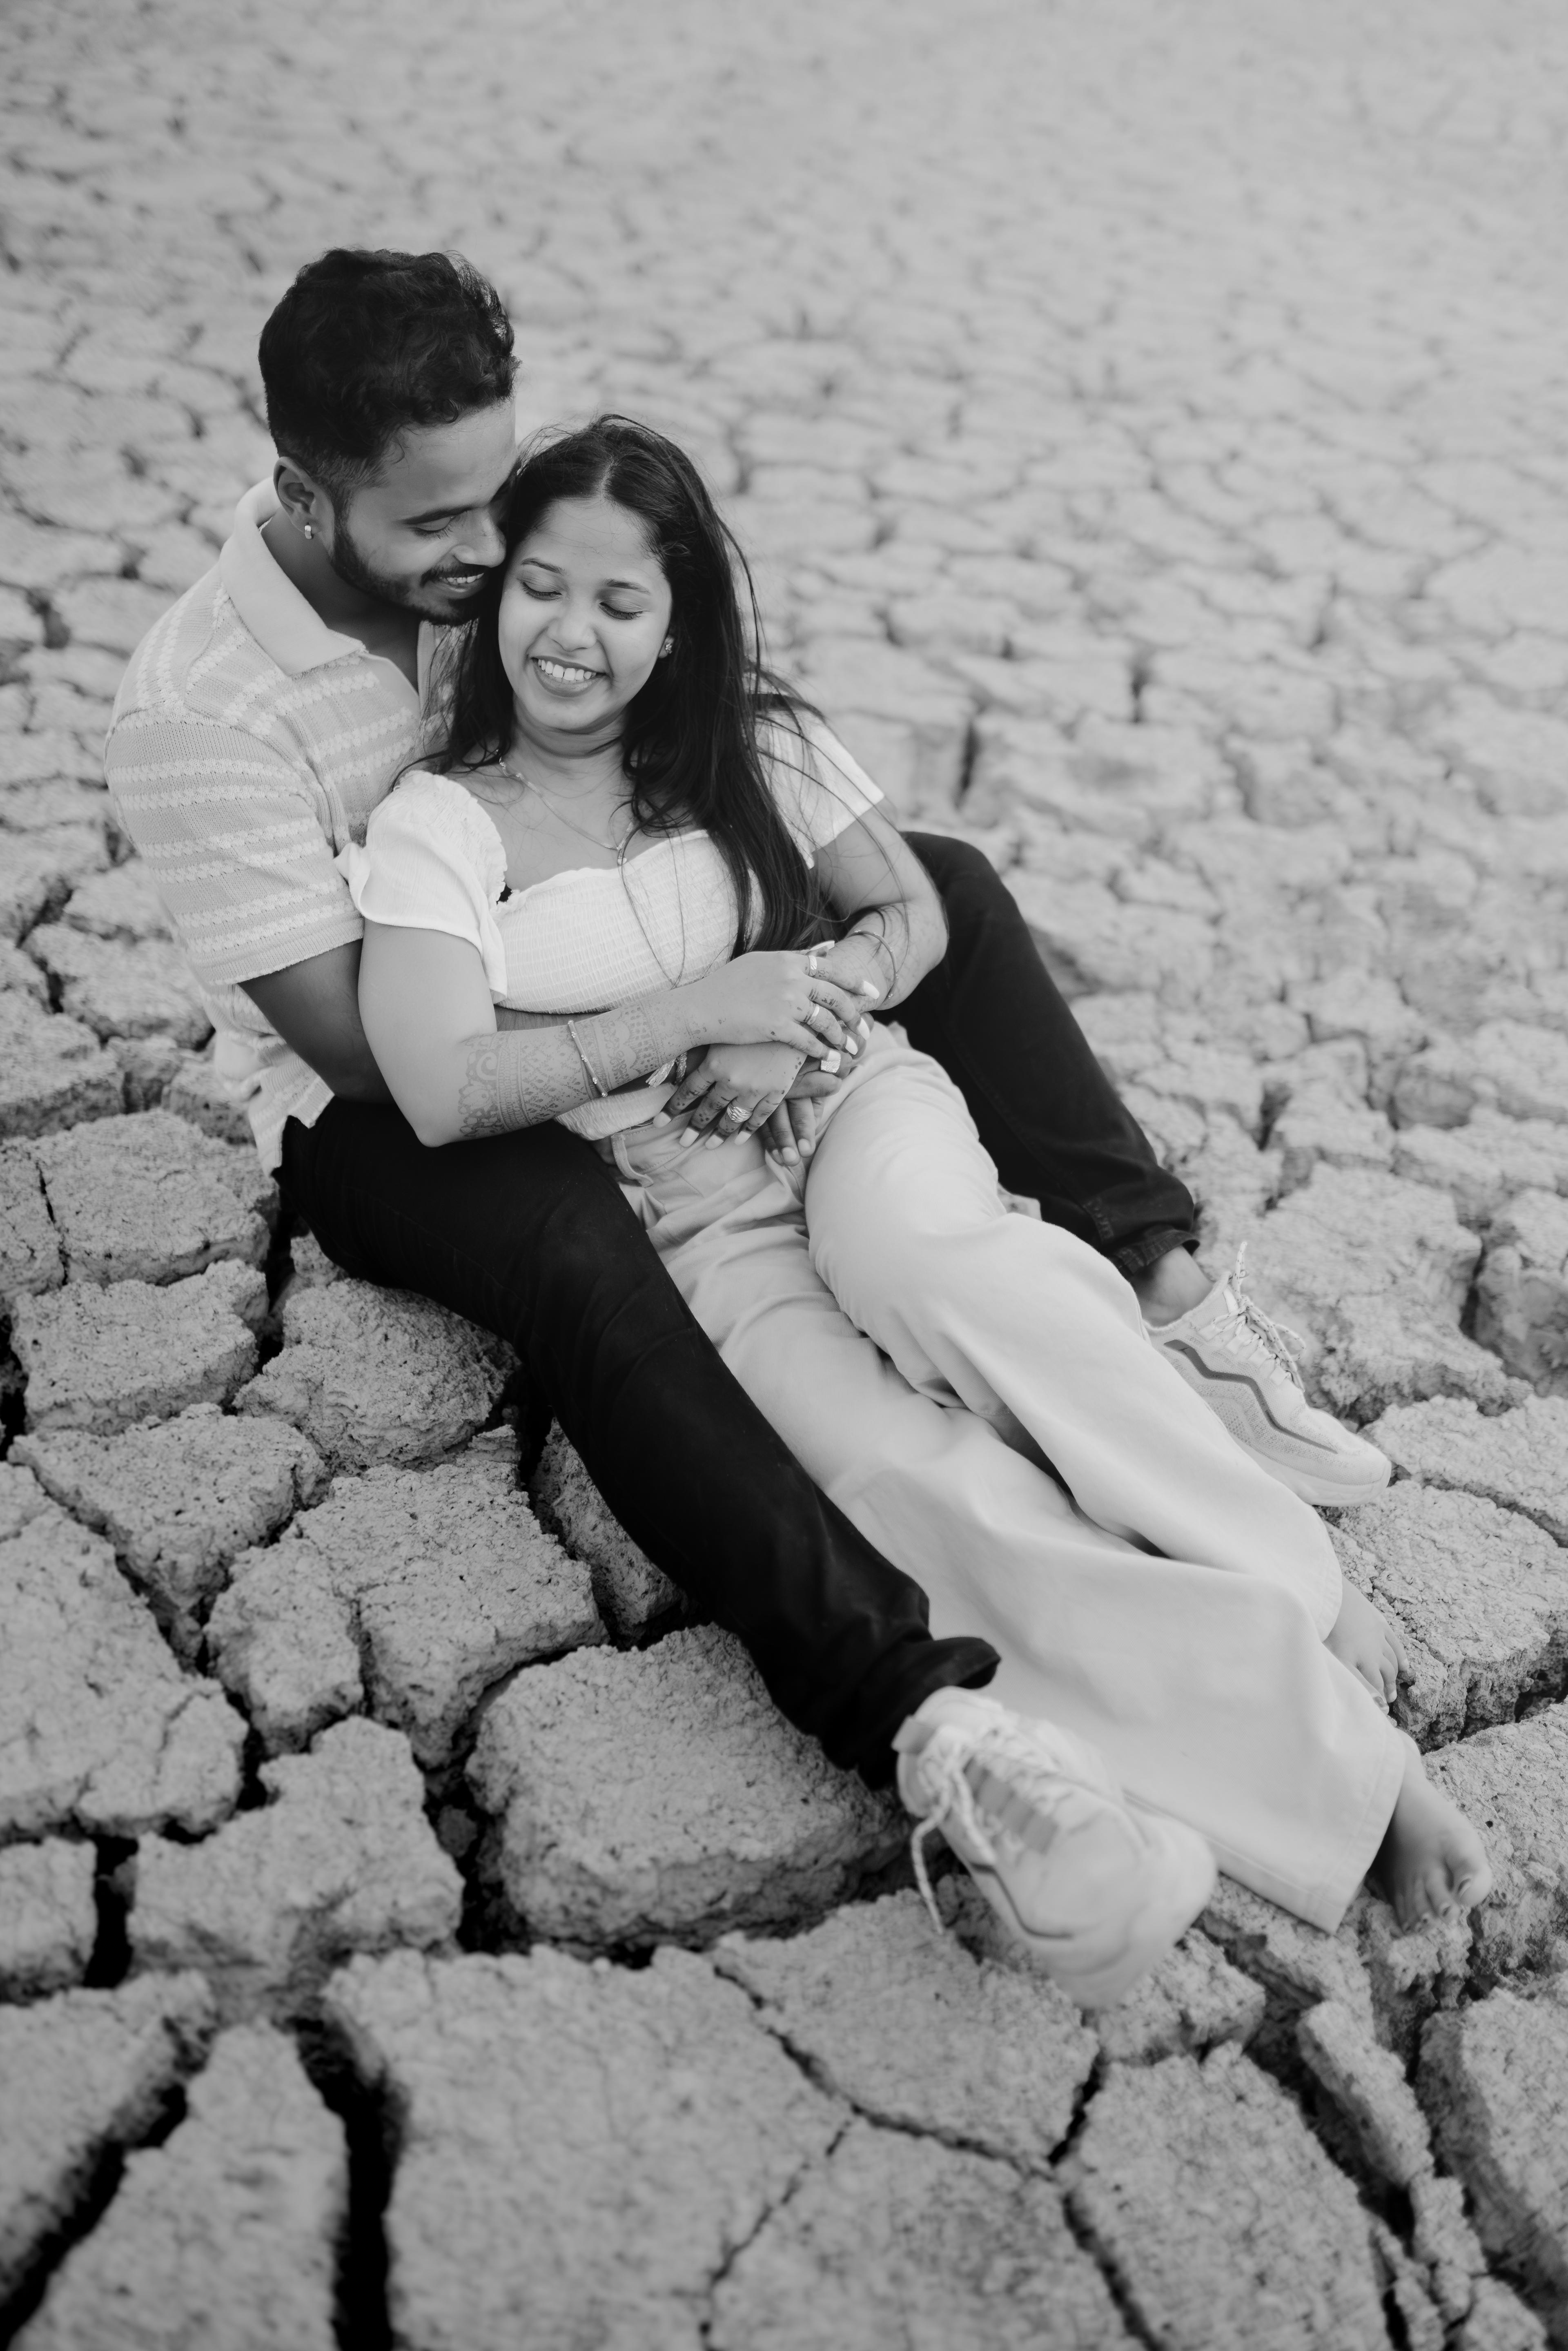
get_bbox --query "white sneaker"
[893,1688,1216,2010]
[1152,1245,1392,1508]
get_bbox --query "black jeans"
[898,838,1196,1279]
[278,835,1195,1784]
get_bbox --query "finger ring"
[806,1004,824,1030]
[726,1100,748,1122]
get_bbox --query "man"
[106,248,1383,2005]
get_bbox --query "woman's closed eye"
[519,581,645,621]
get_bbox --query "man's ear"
[274,454,328,538]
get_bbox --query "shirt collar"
[219,480,437,700]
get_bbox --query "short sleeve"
[336,771,510,999]
[762,710,885,860]
[105,712,363,989]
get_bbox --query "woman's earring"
[659,636,673,657]
[303,522,314,541]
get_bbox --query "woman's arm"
[812,799,948,1007]
[358,921,866,1148]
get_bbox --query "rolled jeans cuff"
[1109,1226,1200,1281]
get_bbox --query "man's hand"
[810,930,895,1003]
[757,1056,851,1165]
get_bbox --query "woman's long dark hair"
[430,414,826,953]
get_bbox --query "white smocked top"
[336,712,882,1139]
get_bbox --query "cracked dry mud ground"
[3,0,1568,2341]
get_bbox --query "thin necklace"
[494,755,634,854]
[494,752,688,984]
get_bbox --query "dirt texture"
[713,1889,1098,2167]
[1421,1988,1568,2344]
[0,1486,244,1841]
[209,1431,602,1763]
[235,1278,516,1471]
[13,1263,266,1435]
[14,1406,326,1660]
[1370,1395,1568,1544]
[1427,1704,1568,1986]
[0,1842,98,1999]
[0,995,121,1142]
[709,2121,1132,2351]
[325,1944,841,2351]
[128,1717,462,2020]
[1331,1483,1568,1746]
[13,2023,345,2351]
[0,1972,215,2306]
[468,1622,905,1948]
[23,923,209,1051]
[21,1111,274,1287]
[1062,2045,1418,2347]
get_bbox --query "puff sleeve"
[761,711,886,861]
[336,771,510,1001]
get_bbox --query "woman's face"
[497,492,673,746]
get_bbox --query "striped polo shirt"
[106,482,438,1170]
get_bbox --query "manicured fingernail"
[859,981,880,999]
[780,1148,798,1165]
[844,1038,858,1056]
[800,1139,814,1156]
[706,1135,725,1150]
[679,1130,698,1145]
[820,1051,841,1072]
[652,1113,671,1127]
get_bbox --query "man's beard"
[329,513,492,622]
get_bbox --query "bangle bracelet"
[566,1017,608,1099]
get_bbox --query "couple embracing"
[107,248,1490,2010]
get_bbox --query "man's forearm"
[241,943,393,1102]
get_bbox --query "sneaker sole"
[1243,1445,1392,1510]
[972,1816,1218,2010]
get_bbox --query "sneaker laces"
[1216,1243,1307,1394]
[904,1718,1070,1932]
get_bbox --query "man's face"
[324,401,518,623]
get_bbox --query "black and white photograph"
[1,2,1566,2344]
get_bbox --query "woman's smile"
[531,653,604,693]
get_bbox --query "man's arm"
[242,943,703,1113]
[242,942,394,1104]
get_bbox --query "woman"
[343,416,1490,1988]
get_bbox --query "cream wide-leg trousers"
[601,1027,1404,1929]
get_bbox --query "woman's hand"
[659,1041,817,1148]
[682,949,871,1057]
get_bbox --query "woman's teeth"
[534,657,600,685]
